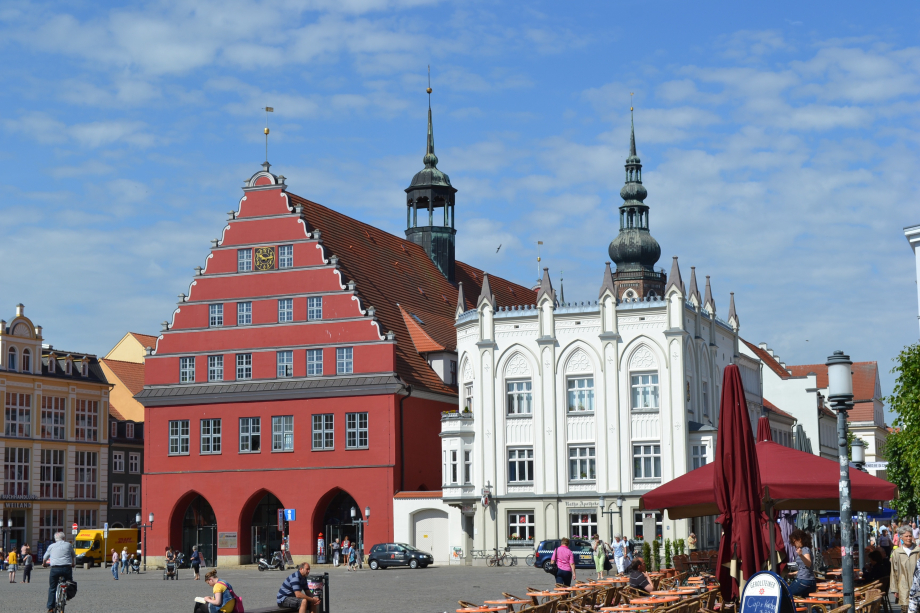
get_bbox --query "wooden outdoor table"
[457,608,507,612]
[601,606,652,612]
[651,591,688,596]
[630,597,680,605]
[483,598,529,612]
[808,593,842,599]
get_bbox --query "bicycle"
[525,552,537,567]
[53,575,76,613]
[486,548,518,567]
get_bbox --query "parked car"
[367,543,434,570]
[533,538,615,570]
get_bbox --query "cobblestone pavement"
[0,563,557,613]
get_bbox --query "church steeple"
[607,106,665,299]
[405,75,458,282]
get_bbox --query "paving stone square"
[0,563,559,613]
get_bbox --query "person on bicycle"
[42,531,75,612]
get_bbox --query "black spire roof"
[408,101,453,189]
[608,111,661,272]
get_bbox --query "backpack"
[217,580,244,613]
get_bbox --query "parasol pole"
[764,486,777,571]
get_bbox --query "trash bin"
[307,572,330,613]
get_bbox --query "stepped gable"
[741,339,791,379]
[288,195,532,395]
[787,361,880,422]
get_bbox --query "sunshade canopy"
[640,440,897,519]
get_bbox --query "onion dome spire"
[608,105,661,273]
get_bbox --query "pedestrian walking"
[591,533,611,580]
[687,532,698,552]
[8,549,17,582]
[21,549,32,583]
[121,547,128,573]
[613,534,629,575]
[880,527,894,559]
[551,537,576,586]
[111,548,120,580]
[893,525,919,606]
[332,538,341,567]
[191,545,202,580]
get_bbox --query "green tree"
[642,541,652,568]
[652,539,661,571]
[885,343,920,517]
[664,538,672,568]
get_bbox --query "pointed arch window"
[7,347,17,371]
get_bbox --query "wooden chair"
[857,597,882,613]
[503,592,527,601]
[459,600,480,609]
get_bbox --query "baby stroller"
[164,553,183,580]
[129,556,141,575]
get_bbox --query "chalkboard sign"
[741,571,795,613]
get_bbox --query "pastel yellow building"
[0,304,112,552]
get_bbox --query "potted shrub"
[651,539,661,572]
[642,541,652,569]
[664,538,672,570]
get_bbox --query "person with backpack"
[276,562,320,613]
[203,568,239,612]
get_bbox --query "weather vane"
[262,106,273,163]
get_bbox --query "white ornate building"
[439,121,764,562]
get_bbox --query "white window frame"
[7,346,16,371]
[180,357,195,383]
[633,443,662,480]
[168,420,190,456]
[449,450,459,485]
[278,244,294,268]
[307,349,323,376]
[112,483,124,507]
[307,296,322,320]
[237,301,252,325]
[464,450,472,484]
[345,412,368,449]
[239,417,261,453]
[464,384,473,412]
[74,451,98,499]
[508,512,536,543]
[568,446,596,481]
[506,380,533,415]
[312,414,334,450]
[570,512,598,539]
[566,377,595,412]
[209,303,224,327]
[278,298,293,322]
[337,347,353,374]
[3,447,30,496]
[236,353,252,380]
[208,355,223,382]
[508,448,534,483]
[22,348,31,373]
[200,418,222,454]
[128,453,140,474]
[277,351,293,378]
[630,372,660,411]
[75,399,98,442]
[41,396,66,440]
[272,415,294,452]
[4,392,32,438]
[691,444,707,470]
[127,485,140,508]
[112,451,124,472]
[40,449,65,499]
[237,248,252,272]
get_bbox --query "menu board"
[741,571,795,613]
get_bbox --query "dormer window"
[7,347,17,371]
[81,360,88,377]
[49,354,57,373]
[65,358,72,375]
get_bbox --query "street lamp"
[827,350,855,612]
[599,496,626,543]
[2,518,11,553]
[137,512,154,572]
[851,439,868,573]
[351,506,370,569]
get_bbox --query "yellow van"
[74,529,139,567]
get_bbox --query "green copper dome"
[409,108,452,188]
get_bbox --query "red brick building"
[138,110,530,566]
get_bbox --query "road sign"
[865,461,888,470]
[72,523,78,535]
[104,522,109,537]
[278,509,285,532]
[284,509,296,521]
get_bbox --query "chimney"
[15,303,24,316]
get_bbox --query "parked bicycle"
[486,547,517,567]
[525,552,537,567]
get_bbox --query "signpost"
[865,461,888,470]
[740,571,795,613]
[72,523,78,536]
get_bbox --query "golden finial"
[262,107,273,163]
[630,92,634,112]
[426,65,432,95]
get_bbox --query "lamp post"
[827,350,855,612]
[2,518,11,553]
[351,506,370,569]
[599,496,626,542]
[137,512,154,572]
[852,439,867,573]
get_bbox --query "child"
[7,549,17,583]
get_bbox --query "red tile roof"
[398,305,445,353]
[129,333,158,351]
[109,405,127,420]
[849,401,878,423]
[786,362,879,402]
[289,195,533,396]
[394,490,443,499]
[100,359,146,396]
[763,398,794,420]
[741,339,790,379]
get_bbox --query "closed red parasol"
[756,416,773,442]
[713,364,771,600]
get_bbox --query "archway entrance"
[250,492,284,562]
[322,490,360,550]
[181,495,217,566]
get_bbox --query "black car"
[367,543,433,570]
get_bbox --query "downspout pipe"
[399,383,413,491]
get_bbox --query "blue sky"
[1,1,918,418]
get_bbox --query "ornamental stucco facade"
[441,265,762,560]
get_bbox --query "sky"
[1,1,918,420]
